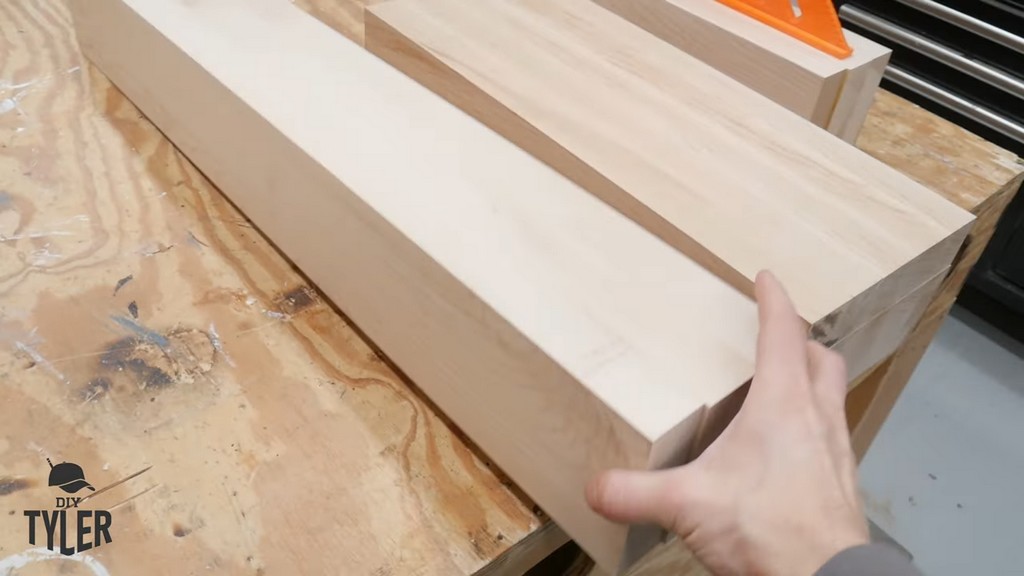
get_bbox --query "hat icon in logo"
[47,458,96,494]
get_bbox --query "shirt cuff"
[815,543,922,576]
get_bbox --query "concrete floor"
[859,306,1024,576]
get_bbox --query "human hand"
[587,271,869,576]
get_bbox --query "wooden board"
[846,91,1024,457]
[365,0,972,363]
[591,0,891,142]
[588,92,1024,576]
[827,33,891,142]
[68,0,763,571]
[831,266,946,379]
[306,0,1023,476]
[0,1,564,574]
[2,0,1019,574]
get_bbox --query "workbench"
[0,1,1019,575]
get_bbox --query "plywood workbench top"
[0,1,1019,575]
[0,1,552,574]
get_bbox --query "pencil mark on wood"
[96,327,216,392]
[14,340,69,385]
[112,273,133,295]
[110,315,169,348]
[141,242,174,257]
[100,338,174,389]
[73,465,153,508]
[208,323,234,367]
[273,285,318,316]
[81,376,112,402]
[0,477,34,496]
[186,230,208,248]
[106,483,158,511]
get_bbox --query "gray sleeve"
[815,543,923,576]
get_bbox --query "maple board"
[364,0,973,368]
[592,0,891,142]
[69,0,761,571]
[6,0,1022,575]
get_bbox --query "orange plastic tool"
[717,0,853,59]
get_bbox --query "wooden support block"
[847,182,1024,456]
[590,0,891,142]
[364,0,972,365]
[70,0,759,571]
[827,34,892,142]
[831,267,947,380]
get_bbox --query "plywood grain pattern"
[365,0,972,353]
[69,0,762,570]
[0,1,552,574]
[856,91,1024,212]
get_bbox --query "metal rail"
[884,65,1024,143]
[888,0,1024,56]
[842,5,1024,98]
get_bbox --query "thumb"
[586,468,688,530]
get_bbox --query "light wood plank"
[0,1,550,575]
[4,0,1018,574]
[831,266,947,380]
[364,0,972,358]
[476,522,571,576]
[69,0,760,571]
[592,0,842,126]
[591,0,890,142]
[827,33,891,142]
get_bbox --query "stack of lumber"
[70,0,972,572]
[592,0,892,142]
[364,0,965,383]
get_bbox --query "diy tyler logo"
[23,459,113,556]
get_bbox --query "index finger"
[753,270,810,386]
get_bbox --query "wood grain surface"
[593,0,890,142]
[318,0,1024,425]
[0,1,560,575]
[1,0,1020,575]
[365,0,972,363]
[355,0,1022,481]
[67,0,762,570]
[604,91,1024,576]
[824,34,889,143]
